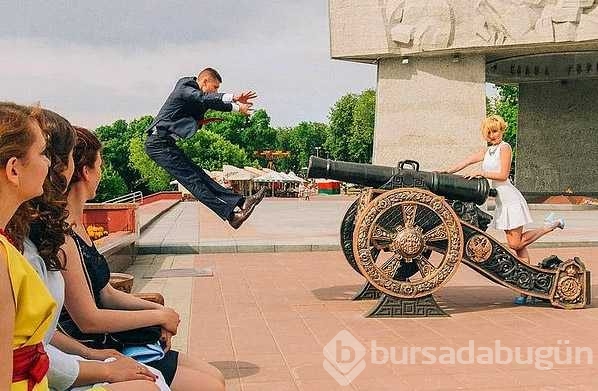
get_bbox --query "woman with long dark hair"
[9,110,164,391]
[59,127,225,391]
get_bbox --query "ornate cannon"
[308,157,591,317]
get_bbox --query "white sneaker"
[544,212,556,224]
[544,213,565,229]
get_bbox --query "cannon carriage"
[308,157,591,317]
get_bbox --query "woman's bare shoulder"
[500,141,512,151]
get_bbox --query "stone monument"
[330,0,598,194]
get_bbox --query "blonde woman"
[443,115,564,304]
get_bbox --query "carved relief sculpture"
[381,0,598,52]
[385,0,454,51]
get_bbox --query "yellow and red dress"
[3,234,56,391]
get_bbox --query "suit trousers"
[145,132,244,220]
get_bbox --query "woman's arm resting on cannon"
[442,149,486,174]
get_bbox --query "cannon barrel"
[307,156,496,205]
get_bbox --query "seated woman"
[0,102,55,390]
[59,127,225,391]
[8,109,164,391]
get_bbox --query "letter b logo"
[323,330,366,386]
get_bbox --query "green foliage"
[325,93,358,161]
[487,84,519,177]
[95,88,377,200]
[95,117,152,195]
[348,89,376,163]
[179,129,251,171]
[206,109,277,165]
[95,164,128,202]
[324,89,375,163]
[276,122,329,172]
[204,111,248,146]
[129,135,172,192]
[487,84,518,148]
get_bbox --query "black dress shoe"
[242,187,266,210]
[229,188,267,229]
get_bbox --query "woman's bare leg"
[505,227,526,261]
[104,380,160,391]
[516,247,530,263]
[520,225,557,248]
[170,353,225,391]
[505,223,559,263]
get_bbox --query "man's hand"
[160,328,173,353]
[238,102,254,116]
[233,91,257,104]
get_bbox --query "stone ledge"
[95,231,136,256]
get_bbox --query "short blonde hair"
[481,115,507,140]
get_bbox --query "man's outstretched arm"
[180,85,233,111]
[181,86,257,115]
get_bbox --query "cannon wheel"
[341,190,422,281]
[353,188,463,299]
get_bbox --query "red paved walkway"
[183,248,597,390]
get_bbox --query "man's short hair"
[198,68,222,83]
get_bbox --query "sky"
[0,1,495,130]
[0,1,378,129]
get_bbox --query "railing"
[104,191,144,204]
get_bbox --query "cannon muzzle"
[307,156,495,205]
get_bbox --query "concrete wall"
[516,80,598,194]
[373,56,486,171]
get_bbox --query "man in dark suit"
[145,67,266,229]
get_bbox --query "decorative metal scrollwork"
[353,188,463,299]
[466,235,493,263]
[551,258,588,309]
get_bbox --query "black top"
[58,231,110,337]
[145,76,233,139]
[71,231,110,307]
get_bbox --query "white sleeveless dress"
[482,141,533,230]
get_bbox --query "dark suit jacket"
[146,77,233,139]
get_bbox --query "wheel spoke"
[413,253,437,277]
[379,254,403,276]
[402,204,417,228]
[423,224,448,242]
[371,224,395,249]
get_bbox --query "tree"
[487,84,519,177]
[278,122,329,171]
[95,164,128,202]
[325,93,358,161]
[129,134,172,192]
[204,111,248,146]
[325,89,376,163]
[95,117,152,194]
[239,110,279,161]
[348,89,376,163]
[204,109,278,165]
[179,129,251,171]
[487,84,518,148]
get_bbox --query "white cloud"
[1,1,497,130]
[0,33,376,129]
